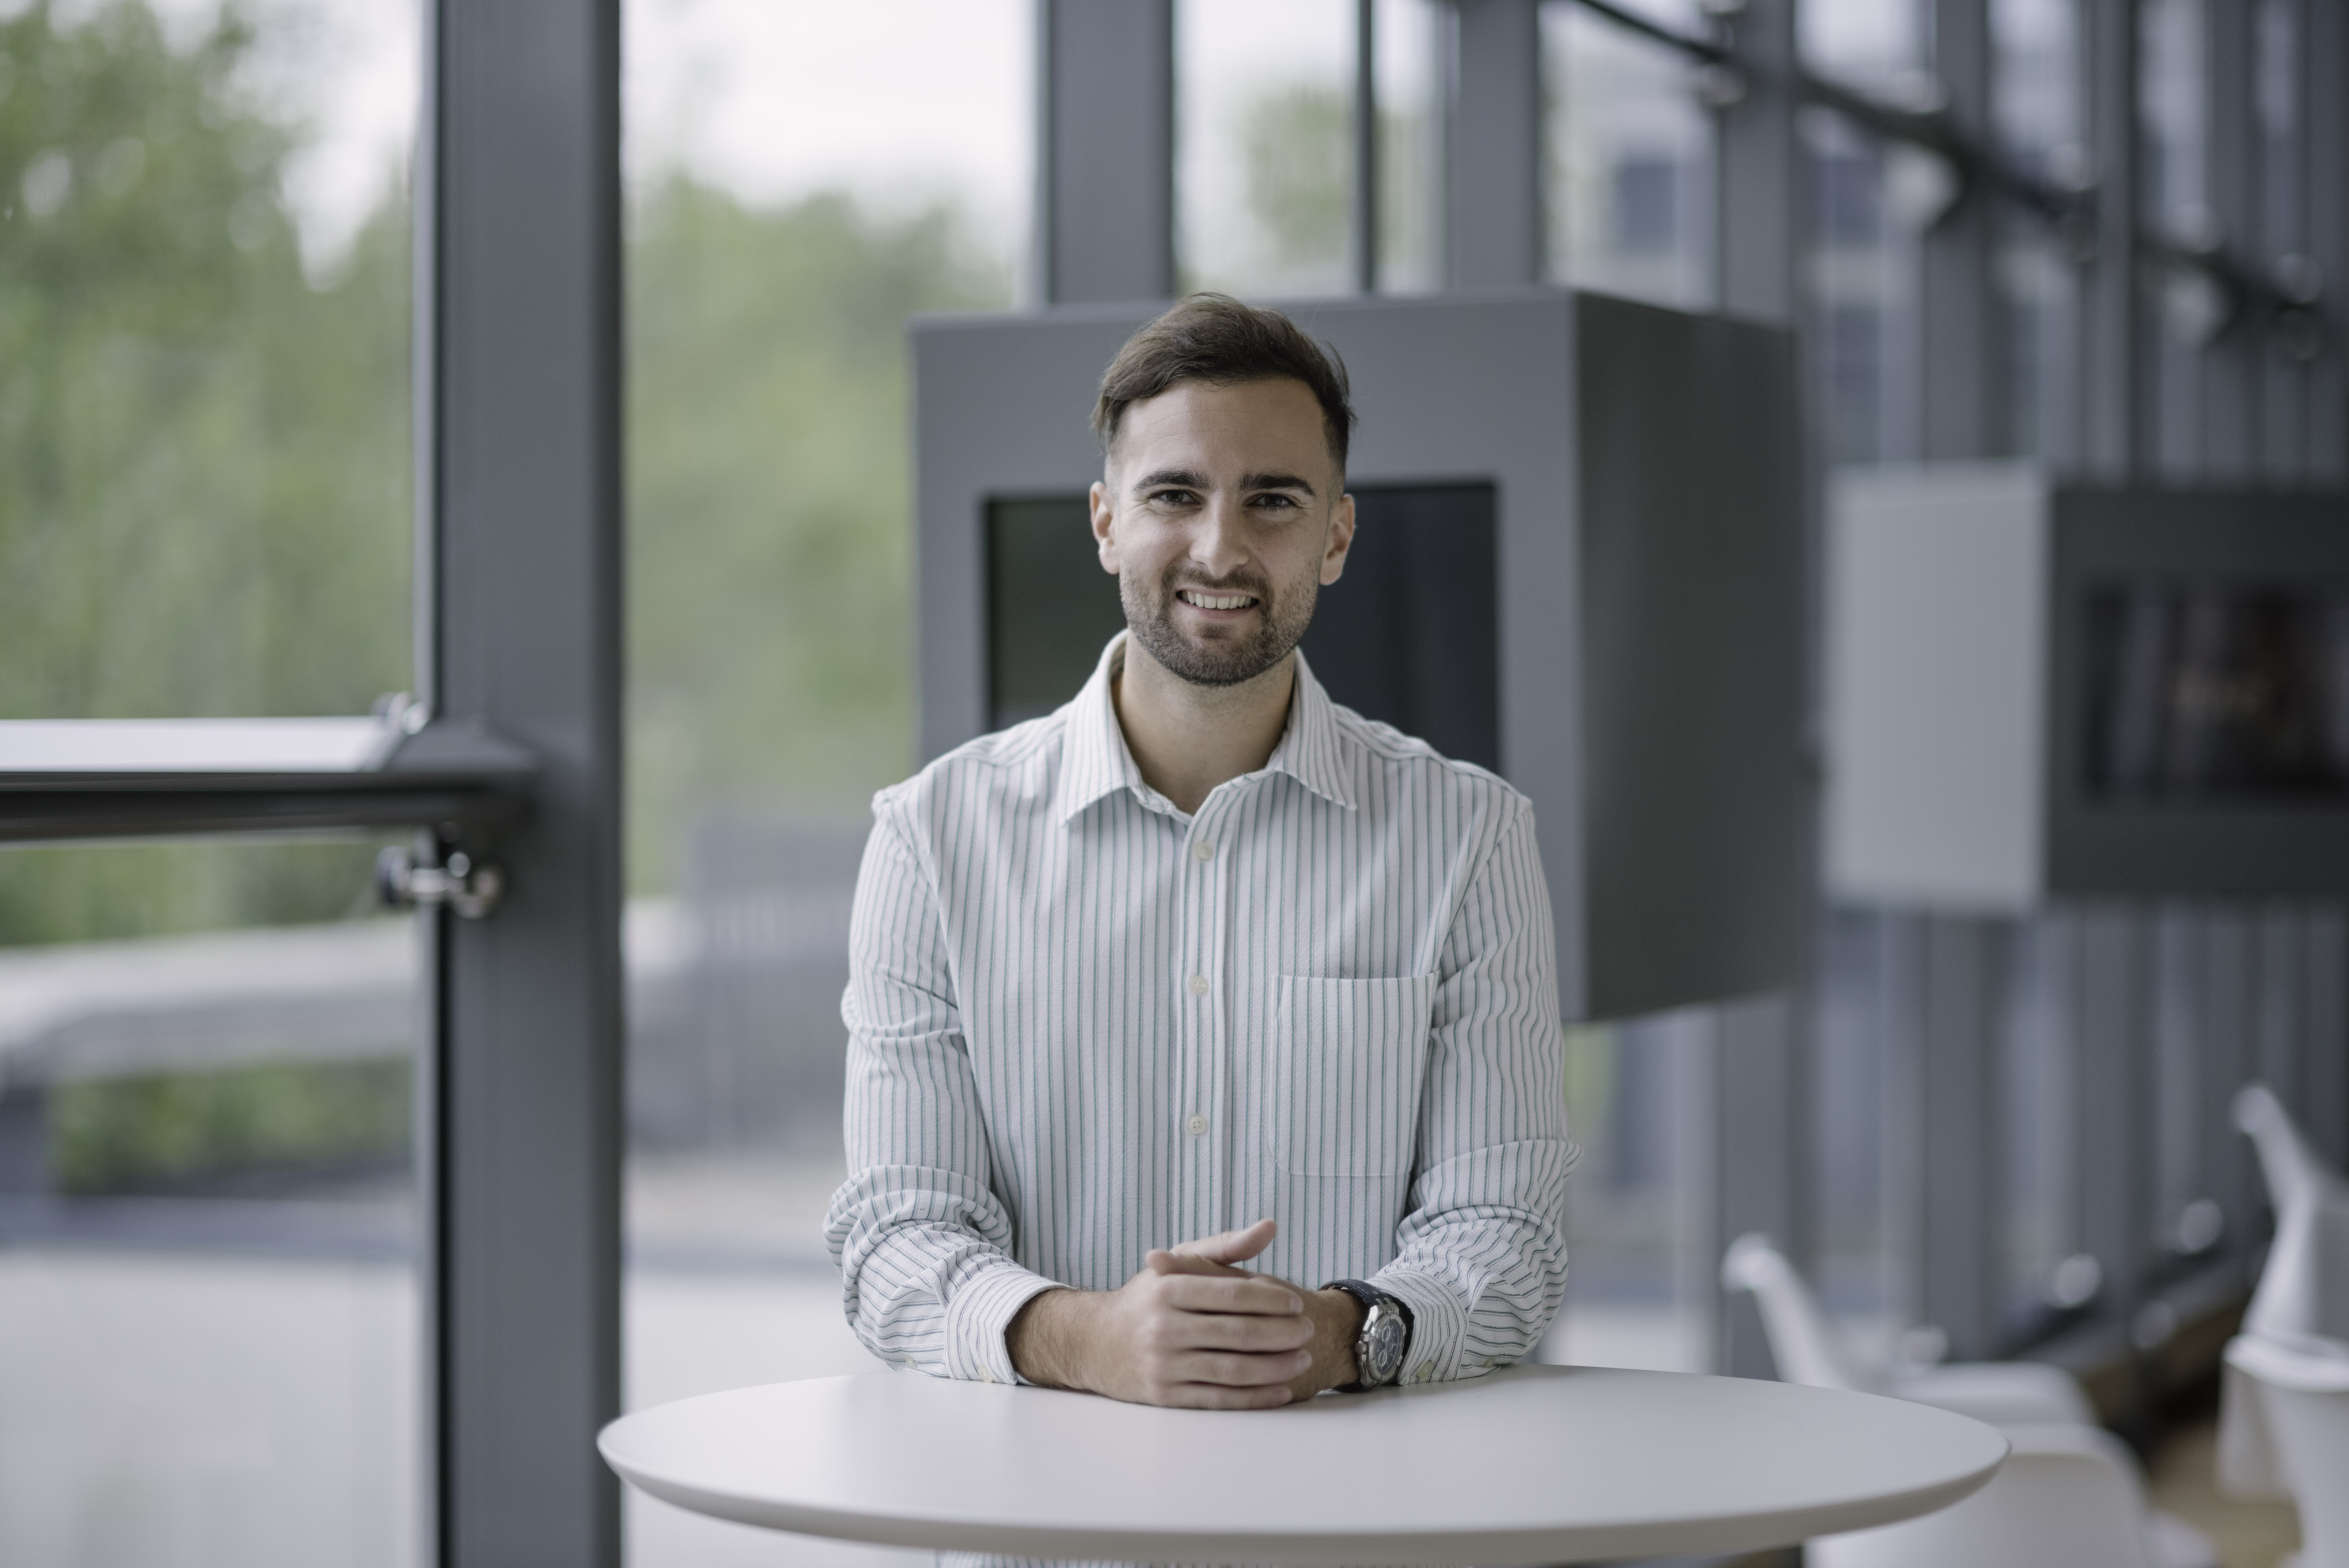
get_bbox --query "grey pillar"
[1036,0,1174,305]
[2082,0,2143,478]
[2307,0,2349,480]
[2203,0,2259,478]
[429,0,626,1561]
[1919,916,2002,1362]
[1716,993,1807,1377]
[2075,907,2150,1405]
[1921,0,1998,459]
[1716,0,1800,322]
[1445,0,1543,288]
[1706,0,1803,1381]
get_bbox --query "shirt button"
[1193,840,1214,862]
[1415,1362,1435,1383]
[1187,973,1210,996]
[1187,1113,1208,1135]
[979,1366,997,1384]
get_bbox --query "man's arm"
[825,802,1064,1383]
[1370,794,1579,1383]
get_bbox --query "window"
[0,836,420,1564]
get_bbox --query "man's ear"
[1089,479,1120,575]
[1320,492,1357,586]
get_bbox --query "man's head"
[1087,295,1358,689]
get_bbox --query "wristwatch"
[1323,1279,1413,1392]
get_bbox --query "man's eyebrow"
[1242,471,1317,497]
[1131,468,1205,492]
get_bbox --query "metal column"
[428,0,626,1561]
[2203,0,2260,478]
[1708,0,1805,1380]
[1035,0,1176,304]
[1445,0,1543,287]
[1921,0,1999,461]
[2082,0,2143,478]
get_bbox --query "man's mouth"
[1176,588,1259,611]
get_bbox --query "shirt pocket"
[1273,974,1439,1178]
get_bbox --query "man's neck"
[1110,640,1296,816]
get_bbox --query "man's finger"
[1155,1271,1306,1316]
[1176,1308,1317,1352]
[1145,1247,1245,1279]
[1168,1347,1316,1388]
[1168,1218,1278,1265]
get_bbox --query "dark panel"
[2048,487,2349,893]
[1303,486,1500,775]
[984,486,1499,775]
[1575,292,1810,1023]
[988,499,1125,728]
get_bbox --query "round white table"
[600,1363,2007,1564]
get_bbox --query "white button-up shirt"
[825,634,1576,1388]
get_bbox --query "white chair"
[2221,1083,2349,1497]
[1722,1235,2217,1568]
[1808,1424,2185,1568]
[1722,1233,2094,1426]
[2222,1333,2349,1568]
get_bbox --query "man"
[826,294,1574,1417]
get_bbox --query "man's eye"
[1251,494,1301,511]
[1151,489,1199,505]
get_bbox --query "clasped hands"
[1005,1219,1365,1409]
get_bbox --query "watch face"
[1363,1309,1407,1383]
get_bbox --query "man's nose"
[1191,494,1251,577]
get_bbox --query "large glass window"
[1541,0,1717,310]
[621,3,1027,1562]
[0,836,419,1566]
[0,0,417,723]
[1176,0,1355,297]
[1543,1012,1715,1373]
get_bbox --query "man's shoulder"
[1323,701,1530,819]
[870,710,1068,823]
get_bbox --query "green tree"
[0,0,413,944]
[626,179,1008,891]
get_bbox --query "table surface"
[599,1362,2008,1565]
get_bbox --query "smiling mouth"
[1176,588,1260,611]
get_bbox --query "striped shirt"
[825,633,1577,1396]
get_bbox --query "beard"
[1122,557,1320,688]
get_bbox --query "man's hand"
[1006,1219,1365,1408]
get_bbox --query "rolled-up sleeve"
[1372,795,1578,1382]
[823,793,1060,1382]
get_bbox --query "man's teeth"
[1180,590,1255,610]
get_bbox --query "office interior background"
[0,0,2343,1564]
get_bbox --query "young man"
[826,294,1574,1414]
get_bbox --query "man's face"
[1089,376,1356,688]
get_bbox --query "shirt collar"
[1055,632,1358,824]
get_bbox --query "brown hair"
[1091,294,1356,471]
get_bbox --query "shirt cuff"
[1372,1268,1475,1385]
[941,1257,1064,1385]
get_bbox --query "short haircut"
[1091,294,1357,472]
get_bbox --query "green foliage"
[1239,84,1351,272]
[626,180,1010,890]
[51,1055,410,1192]
[0,0,411,725]
[0,837,386,947]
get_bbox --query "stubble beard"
[1122,559,1320,688]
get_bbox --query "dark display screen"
[986,483,1500,774]
[2082,579,2349,800]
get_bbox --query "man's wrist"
[1007,1286,1091,1390]
[1297,1287,1368,1396]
